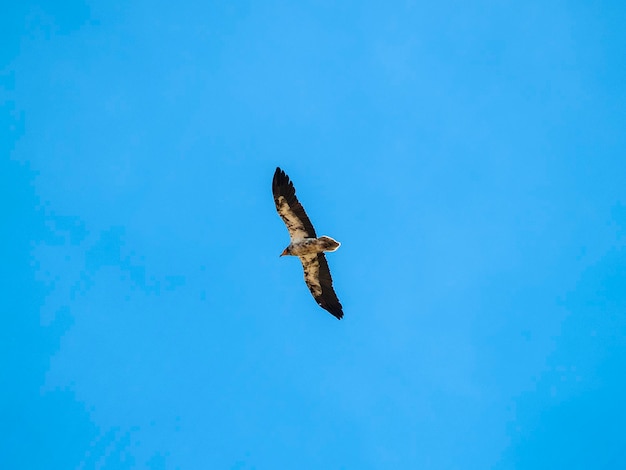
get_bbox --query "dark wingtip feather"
[323,304,343,320]
[274,167,286,181]
[272,167,281,191]
[272,167,297,200]
[317,295,343,320]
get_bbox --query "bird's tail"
[318,236,340,252]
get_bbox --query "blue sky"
[2,1,626,468]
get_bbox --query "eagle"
[272,167,344,320]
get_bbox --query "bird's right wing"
[272,167,317,242]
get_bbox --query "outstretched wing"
[300,253,343,320]
[272,167,317,242]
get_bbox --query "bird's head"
[280,246,291,257]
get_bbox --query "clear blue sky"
[3,1,626,468]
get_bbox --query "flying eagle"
[272,167,343,320]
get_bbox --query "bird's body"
[272,167,344,319]
[281,236,340,257]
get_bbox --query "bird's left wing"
[272,167,317,242]
[300,253,343,320]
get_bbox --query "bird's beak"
[279,248,288,257]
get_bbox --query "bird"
[272,167,344,319]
